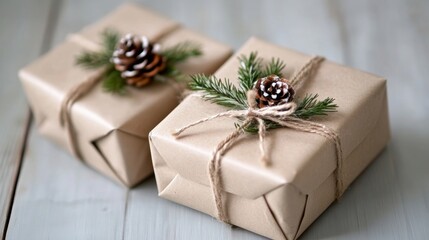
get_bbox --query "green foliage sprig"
[189,75,247,109]
[189,52,338,133]
[76,30,119,69]
[76,29,202,94]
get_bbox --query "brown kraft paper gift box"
[149,37,390,239]
[18,3,232,187]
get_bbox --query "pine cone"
[112,34,166,87]
[254,75,294,108]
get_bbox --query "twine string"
[59,69,106,158]
[289,56,325,89]
[59,66,186,160]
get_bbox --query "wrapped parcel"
[19,3,232,187]
[150,37,390,239]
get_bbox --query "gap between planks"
[1,0,63,239]
[1,111,31,240]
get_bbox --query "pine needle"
[158,41,202,80]
[161,41,202,65]
[189,74,247,109]
[102,69,126,94]
[76,29,119,69]
[75,51,111,69]
[261,58,285,77]
[237,52,262,91]
[294,94,338,119]
[102,29,120,55]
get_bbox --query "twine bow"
[172,56,344,224]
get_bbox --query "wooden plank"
[301,0,429,239]
[124,177,263,240]
[5,0,128,240]
[0,0,54,238]
[6,125,128,240]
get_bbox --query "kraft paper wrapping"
[149,37,390,239]
[18,3,232,187]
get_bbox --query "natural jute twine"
[58,67,182,160]
[172,56,344,224]
[59,69,106,159]
[59,35,105,158]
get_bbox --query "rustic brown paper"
[19,3,232,187]
[150,37,390,239]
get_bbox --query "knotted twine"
[172,56,344,224]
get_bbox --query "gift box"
[149,37,390,239]
[19,3,232,187]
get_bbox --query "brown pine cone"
[254,75,294,108]
[112,34,166,87]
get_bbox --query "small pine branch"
[189,74,247,109]
[76,29,119,69]
[102,69,126,94]
[294,94,338,119]
[76,51,111,69]
[160,42,202,80]
[261,58,285,77]
[102,29,120,55]
[237,52,262,91]
[161,41,202,65]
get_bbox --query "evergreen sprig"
[294,94,338,119]
[102,68,126,94]
[76,30,119,69]
[102,29,120,55]
[237,52,262,91]
[161,41,202,64]
[189,74,247,109]
[160,42,202,81]
[188,52,338,133]
[75,29,202,94]
[261,58,285,77]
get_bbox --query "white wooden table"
[1,0,428,239]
